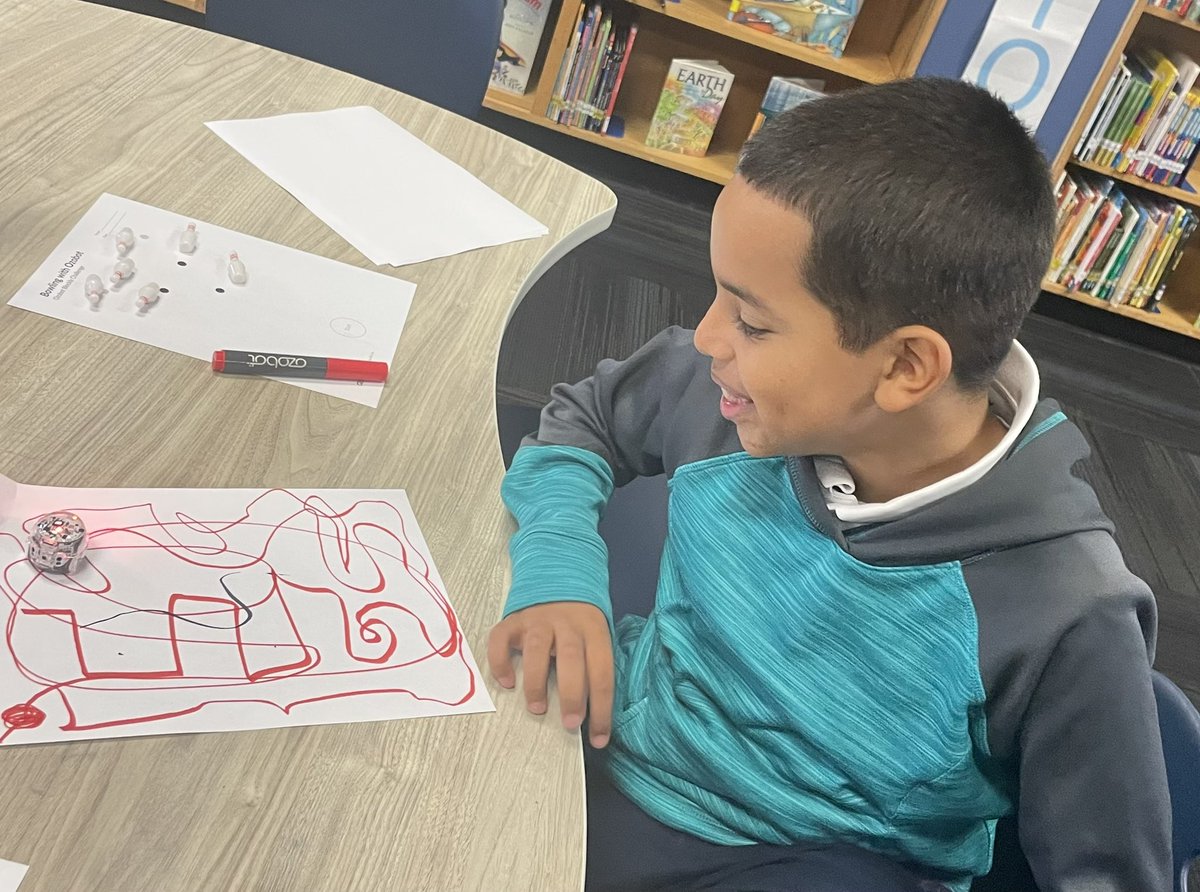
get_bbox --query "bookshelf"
[484,0,948,185]
[1047,1,1200,340]
[1143,3,1200,33]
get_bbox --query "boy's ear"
[873,325,954,413]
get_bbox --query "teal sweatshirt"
[501,327,1170,892]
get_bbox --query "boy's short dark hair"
[736,77,1055,391]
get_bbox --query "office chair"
[495,403,1200,891]
[206,0,505,119]
[1157,670,1200,892]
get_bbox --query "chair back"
[1153,671,1200,892]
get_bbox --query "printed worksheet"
[8,194,416,408]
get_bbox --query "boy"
[488,78,1171,891]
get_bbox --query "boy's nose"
[694,300,724,359]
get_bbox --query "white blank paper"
[206,106,549,266]
[8,194,416,408]
[0,861,26,892]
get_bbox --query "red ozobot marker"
[212,350,389,383]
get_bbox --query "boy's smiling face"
[695,176,886,458]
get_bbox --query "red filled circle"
[2,703,45,730]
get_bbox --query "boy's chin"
[735,431,783,458]
[736,426,813,459]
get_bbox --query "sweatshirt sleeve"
[501,327,701,626]
[1015,605,1172,892]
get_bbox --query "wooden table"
[0,2,615,889]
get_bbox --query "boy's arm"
[502,325,700,617]
[490,327,704,747]
[1016,606,1172,892]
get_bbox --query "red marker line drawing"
[0,489,483,744]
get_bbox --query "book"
[644,59,735,157]
[602,23,638,134]
[727,0,860,58]
[748,76,825,138]
[1097,199,1149,301]
[545,4,638,135]
[1097,72,1149,168]
[1143,93,1191,181]
[1155,88,1200,184]
[569,7,612,127]
[1114,204,1168,305]
[492,0,554,96]
[1148,210,1198,309]
[1132,204,1187,307]
[1134,52,1200,176]
[561,3,601,126]
[1051,177,1112,282]
[1054,173,1080,232]
[1116,50,1178,173]
[1075,62,1123,157]
[1065,193,1124,292]
[587,25,623,130]
[1080,60,1130,162]
[546,2,589,121]
[1084,196,1138,294]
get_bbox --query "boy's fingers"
[553,627,587,731]
[486,620,518,688]
[585,625,614,748]
[521,625,553,715]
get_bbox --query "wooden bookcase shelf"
[1042,279,1200,337]
[1142,3,1200,33]
[1043,1,1200,341]
[1069,157,1200,209]
[484,0,947,185]
[487,86,739,182]
[620,0,898,83]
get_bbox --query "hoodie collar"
[814,341,1040,524]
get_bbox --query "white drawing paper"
[963,0,1104,131]
[206,106,549,266]
[8,194,416,408]
[0,475,493,746]
[0,860,27,892]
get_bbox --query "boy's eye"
[734,314,770,339]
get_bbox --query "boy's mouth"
[714,377,754,421]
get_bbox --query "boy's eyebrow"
[718,279,775,315]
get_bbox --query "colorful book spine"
[1098,75,1150,168]
[1075,62,1123,158]
[1050,171,1198,310]
[602,23,637,134]
[1079,59,1130,163]
[546,4,638,135]
[546,2,589,122]
[1116,49,1178,174]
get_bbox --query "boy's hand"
[488,603,613,749]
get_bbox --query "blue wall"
[917,0,1136,160]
